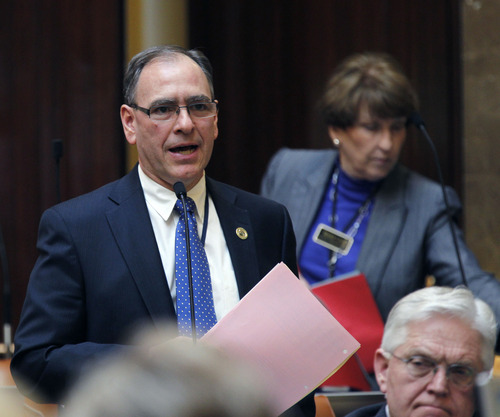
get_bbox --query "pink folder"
[202,262,359,416]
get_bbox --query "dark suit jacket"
[344,403,386,417]
[12,166,312,416]
[261,148,500,325]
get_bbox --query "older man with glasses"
[345,286,497,417]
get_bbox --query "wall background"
[0,0,124,349]
[463,0,500,277]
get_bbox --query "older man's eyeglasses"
[388,353,480,389]
[130,101,218,122]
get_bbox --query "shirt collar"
[138,165,207,222]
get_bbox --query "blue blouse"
[299,165,380,284]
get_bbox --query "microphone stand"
[410,113,468,287]
[174,182,197,343]
[0,224,12,358]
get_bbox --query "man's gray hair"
[381,286,498,369]
[123,45,215,105]
[60,327,273,417]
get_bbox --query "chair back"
[315,394,336,417]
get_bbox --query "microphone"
[173,182,197,342]
[409,112,468,287]
[0,223,12,358]
[52,139,63,203]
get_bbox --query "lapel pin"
[235,227,248,240]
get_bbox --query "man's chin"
[171,172,204,191]
[411,404,452,417]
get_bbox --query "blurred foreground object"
[60,327,274,417]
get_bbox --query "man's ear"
[120,104,137,145]
[212,110,219,141]
[374,348,390,393]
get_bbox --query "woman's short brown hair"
[321,52,418,128]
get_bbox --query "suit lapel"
[290,152,336,253]
[207,178,261,298]
[357,165,408,296]
[106,167,175,320]
[377,404,388,417]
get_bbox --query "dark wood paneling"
[188,0,462,195]
[0,0,125,336]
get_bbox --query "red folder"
[310,271,384,390]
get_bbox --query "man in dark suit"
[11,45,313,416]
[344,286,497,417]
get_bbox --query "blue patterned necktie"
[174,197,217,337]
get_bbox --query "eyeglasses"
[388,353,479,389]
[130,101,218,122]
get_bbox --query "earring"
[333,138,340,147]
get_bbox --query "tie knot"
[174,197,196,215]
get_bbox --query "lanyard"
[200,192,209,246]
[330,167,379,236]
[328,165,380,276]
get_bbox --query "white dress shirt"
[138,166,240,321]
